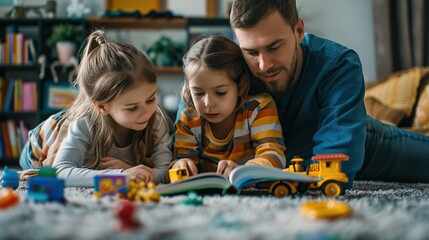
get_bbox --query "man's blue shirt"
[263,34,367,187]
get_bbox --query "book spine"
[1,121,12,158]
[19,119,28,143]
[7,120,19,158]
[4,79,14,112]
[22,81,37,111]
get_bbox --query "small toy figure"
[0,188,20,209]
[1,166,19,189]
[26,167,65,203]
[116,201,141,231]
[126,181,160,203]
[181,191,203,206]
[94,174,128,199]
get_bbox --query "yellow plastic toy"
[299,200,352,220]
[168,168,189,183]
[126,181,160,203]
[269,153,350,198]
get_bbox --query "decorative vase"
[56,41,77,64]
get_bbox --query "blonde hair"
[181,35,250,113]
[65,29,172,169]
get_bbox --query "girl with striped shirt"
[173,35,286,178]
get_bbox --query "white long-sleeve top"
[53,117,173,186]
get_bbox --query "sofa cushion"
[365,67,429,127]
[413,84,429,129]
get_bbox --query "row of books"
[0,119,28,159]
[0,77,38,112]
[0,29,37,65]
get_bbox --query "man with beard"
[229,0,429,188]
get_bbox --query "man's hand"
[171,158,198,176]
[217,160,238,178]
[98,157,132,170]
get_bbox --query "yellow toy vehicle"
[269,153,349,198]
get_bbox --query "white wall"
[298,0,376,81]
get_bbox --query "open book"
[155,165,322,196]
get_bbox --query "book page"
[229,165,322,189]
[155,172,234,196]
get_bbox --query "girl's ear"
[93,101,109,115]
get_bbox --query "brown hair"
[181,35,250,112]
[230,0,298,29]
[66,29,171,169]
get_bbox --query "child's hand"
[18,169,39,181]
[171,158,198,176]
[98,157,132,170]
[217,160,238,178]
[123,165,155,184]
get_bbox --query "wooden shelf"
[85,17,187,29]
[154,66,182,74]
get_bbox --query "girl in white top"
[52,30,173,184]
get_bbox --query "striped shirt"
[174,93,286,172]
[20,111,67,168]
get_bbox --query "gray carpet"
[1,180,429,240]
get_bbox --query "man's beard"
[262,43,298,94]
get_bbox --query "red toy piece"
[116,201,141,231]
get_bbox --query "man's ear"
[93,101,109,115]
[295,18,305,43]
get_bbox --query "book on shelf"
[13,78,22,112]
[21,81,37,111]
[3,79,14,112]
[18,119,28,143]
[0,126,4,158]
[25,38,37,65]
[0,77,4,109]
[6,120,19,158]
[154,165,321,196]
[0,121,12,158]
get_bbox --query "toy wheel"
[272,182,291,198]
[321,181,343,197]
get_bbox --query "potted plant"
[147,36,184,67]
[46,23,81,64]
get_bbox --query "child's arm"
[172,111,200,172]
[149,119,174,183]
[52,118,124,179]
[247,94,287,168]
[97,157,133,170]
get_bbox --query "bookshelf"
[0,18,86,166]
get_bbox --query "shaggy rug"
[1,180,429,240]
